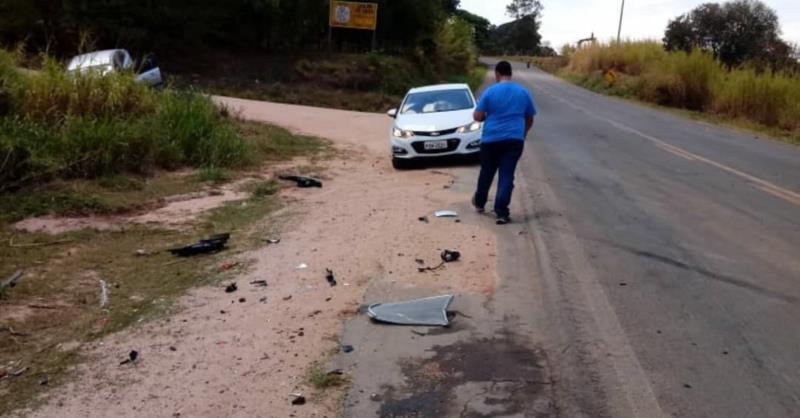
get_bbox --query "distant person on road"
[472,61,537,225]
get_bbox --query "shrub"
[434,17,477,78]
[637,49,721,110]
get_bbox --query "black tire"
[392,157,413,170]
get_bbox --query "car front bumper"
[390,130,482,159]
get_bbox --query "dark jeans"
[474,139,524,218]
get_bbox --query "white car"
[66,49,163,87]
[387,83,482,169]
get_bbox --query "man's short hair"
[495,61,512,76]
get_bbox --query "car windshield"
[401,89,474,115]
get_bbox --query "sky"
[459,0,800,49]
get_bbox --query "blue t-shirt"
[476,81,537,142]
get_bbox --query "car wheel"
[392,158,413,170]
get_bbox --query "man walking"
[472,61,537,225]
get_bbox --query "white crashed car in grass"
[66,49,163,87]
[387,83,482,169]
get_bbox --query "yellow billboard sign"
[330,1,378,30]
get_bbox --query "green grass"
[198,167,229,184]
[306,363,347,390]
[0,121,329,223]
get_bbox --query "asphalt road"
[506,61,800,417]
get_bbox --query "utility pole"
[616,0,625,43]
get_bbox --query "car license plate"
[424,140,448,150]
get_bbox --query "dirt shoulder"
[19,100,499,417]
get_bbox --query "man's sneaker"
[471,195,485,213]
[496,216,511,225]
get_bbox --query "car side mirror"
[386,108,397,118]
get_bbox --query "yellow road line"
[536,84,800,207]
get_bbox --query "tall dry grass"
[566,41,800,132]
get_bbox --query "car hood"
[395,109,474,132]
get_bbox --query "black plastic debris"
[239,297,246,303]
[325,269,337,287]
[418,216,429,223]
[341,344,354,353]
[440,250,460,263]
[291,394,306,405]
[279,175,322,188]
[250,280,268,287]
[120,350,139,365]
[418,262,445,273]
[414,259,425,265]
[39,375,48,386]
[169,233,230,257]
[225,283,238,293]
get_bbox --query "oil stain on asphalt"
[378,330,555,417]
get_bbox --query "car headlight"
[456,121,482,134]
[393,127,414,138]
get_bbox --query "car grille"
[411,138,461,154]
[412,127,458,137]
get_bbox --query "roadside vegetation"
[0,46,329,413]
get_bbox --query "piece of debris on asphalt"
[440,249,461,262]
[308,310,322,318]
[39,375,49,385]
[341,344,354,353]
[225,283,238,293]
[283,295,292,301]
[169,346,177,352]
[135,249,157,257]
[619,282,628,287]
[418,216,429,223]
[250,280,268,287]
[296,263,308,270]
[414,258,425,265]
[263,238,281,245]
[238,297,246,303]
[411,330,427,336]
[279,174,323,188]
[434,210,458,218]
[99,280,109,308]
[683,383,692,389]
[454,219,461,223]
[325,269,337,287]
[367,294,455,326]
[327,369,344,376]
[290,393,306,405]
[120,350,139,365]
[1,270,24,290]
[259,296,268,303]
[169,233,230,257]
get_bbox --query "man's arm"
[525,115,534,135]
[474,110,487,122]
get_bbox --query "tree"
[506,0,542,20]
[454,9,491,52]
[663,0,789,69]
